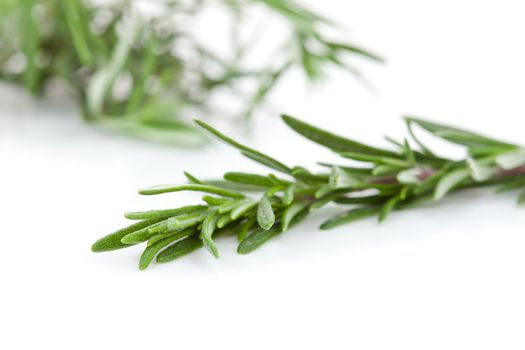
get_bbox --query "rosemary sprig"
[0,0,381,144]
[92,115,525,269]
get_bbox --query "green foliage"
[92,115,525,269]
[0,0,381,144]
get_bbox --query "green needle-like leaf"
[92,219,160,252]
[329,166,363,189]
[125,205,207,220]
[403,139,416,164]
[495,150,525,170]
[218,200,242,214]
[406,117,516,149]
[320,207,380,230]
[315,184,333,198]
[184,172,204,184]
[282,202,309,231]
[200,212,221,258]
[168,212,207,231]
[397,168,423,184]
[434,168,470,200]
[62,1,93,65]
[238,227,281,254]
[230,199,258,220]
[282,114,397,157]
[413,168,448,195]
[139,229,194,270]
[379,188,409,223]
[237,217,257,242]
[195,119,291,174]
[202,196,231,206]
[257,195,276,230]
[334,195,385,205]
[467,158,497,182]
[282,184,297,205]
[217,213,234,229]
[374,165,402,176]
[224,172,277,187]
[156,236,203,264]
[326,42,385,63]
[121,220,169,244]
[340,152,410,167]
[139,184,245,198]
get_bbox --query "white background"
[2,1,525,349]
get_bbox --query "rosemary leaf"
[139,184,244,198]
[230,200,258,220]
[379,188,409,223]
[237,217,257,242]
[168,212,207,231]
[156,236,203,264]
[92,219,160,252]
[434,168,470,200]
[218,200,242,214]
[320,207,380,230]
[405,117,516,149]
[334,195,385,205]
[257,195,276,230]
[224,172,277,188]
[282,202,309,231]
[125,205,207,220]
[195,120,291,174]
[202,196,233,206]
[200,212,221,258]
[282,184,297,205]
[281,114,396,157]
[326,42,384,63]
[340,152,410,168]
[139,229,194,270]
[495,150,525,170]
[238,227,281,254]
[467,158,497,182]
[120,220,169,245]
[217,214,234,229]
[184,172,204,185]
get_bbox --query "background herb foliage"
[92,115,525,269]
[0,0,382,144]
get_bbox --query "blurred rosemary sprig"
[0,0,382,144]
[92,115,525,269]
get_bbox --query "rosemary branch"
[0,0,382,144]
[92,115,525,269]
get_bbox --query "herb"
[0,0,381,144]
[92,115,525,269]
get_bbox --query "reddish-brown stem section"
[498,165,525,177]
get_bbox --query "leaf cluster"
[92,115,525,269]
[0,0,381,144]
